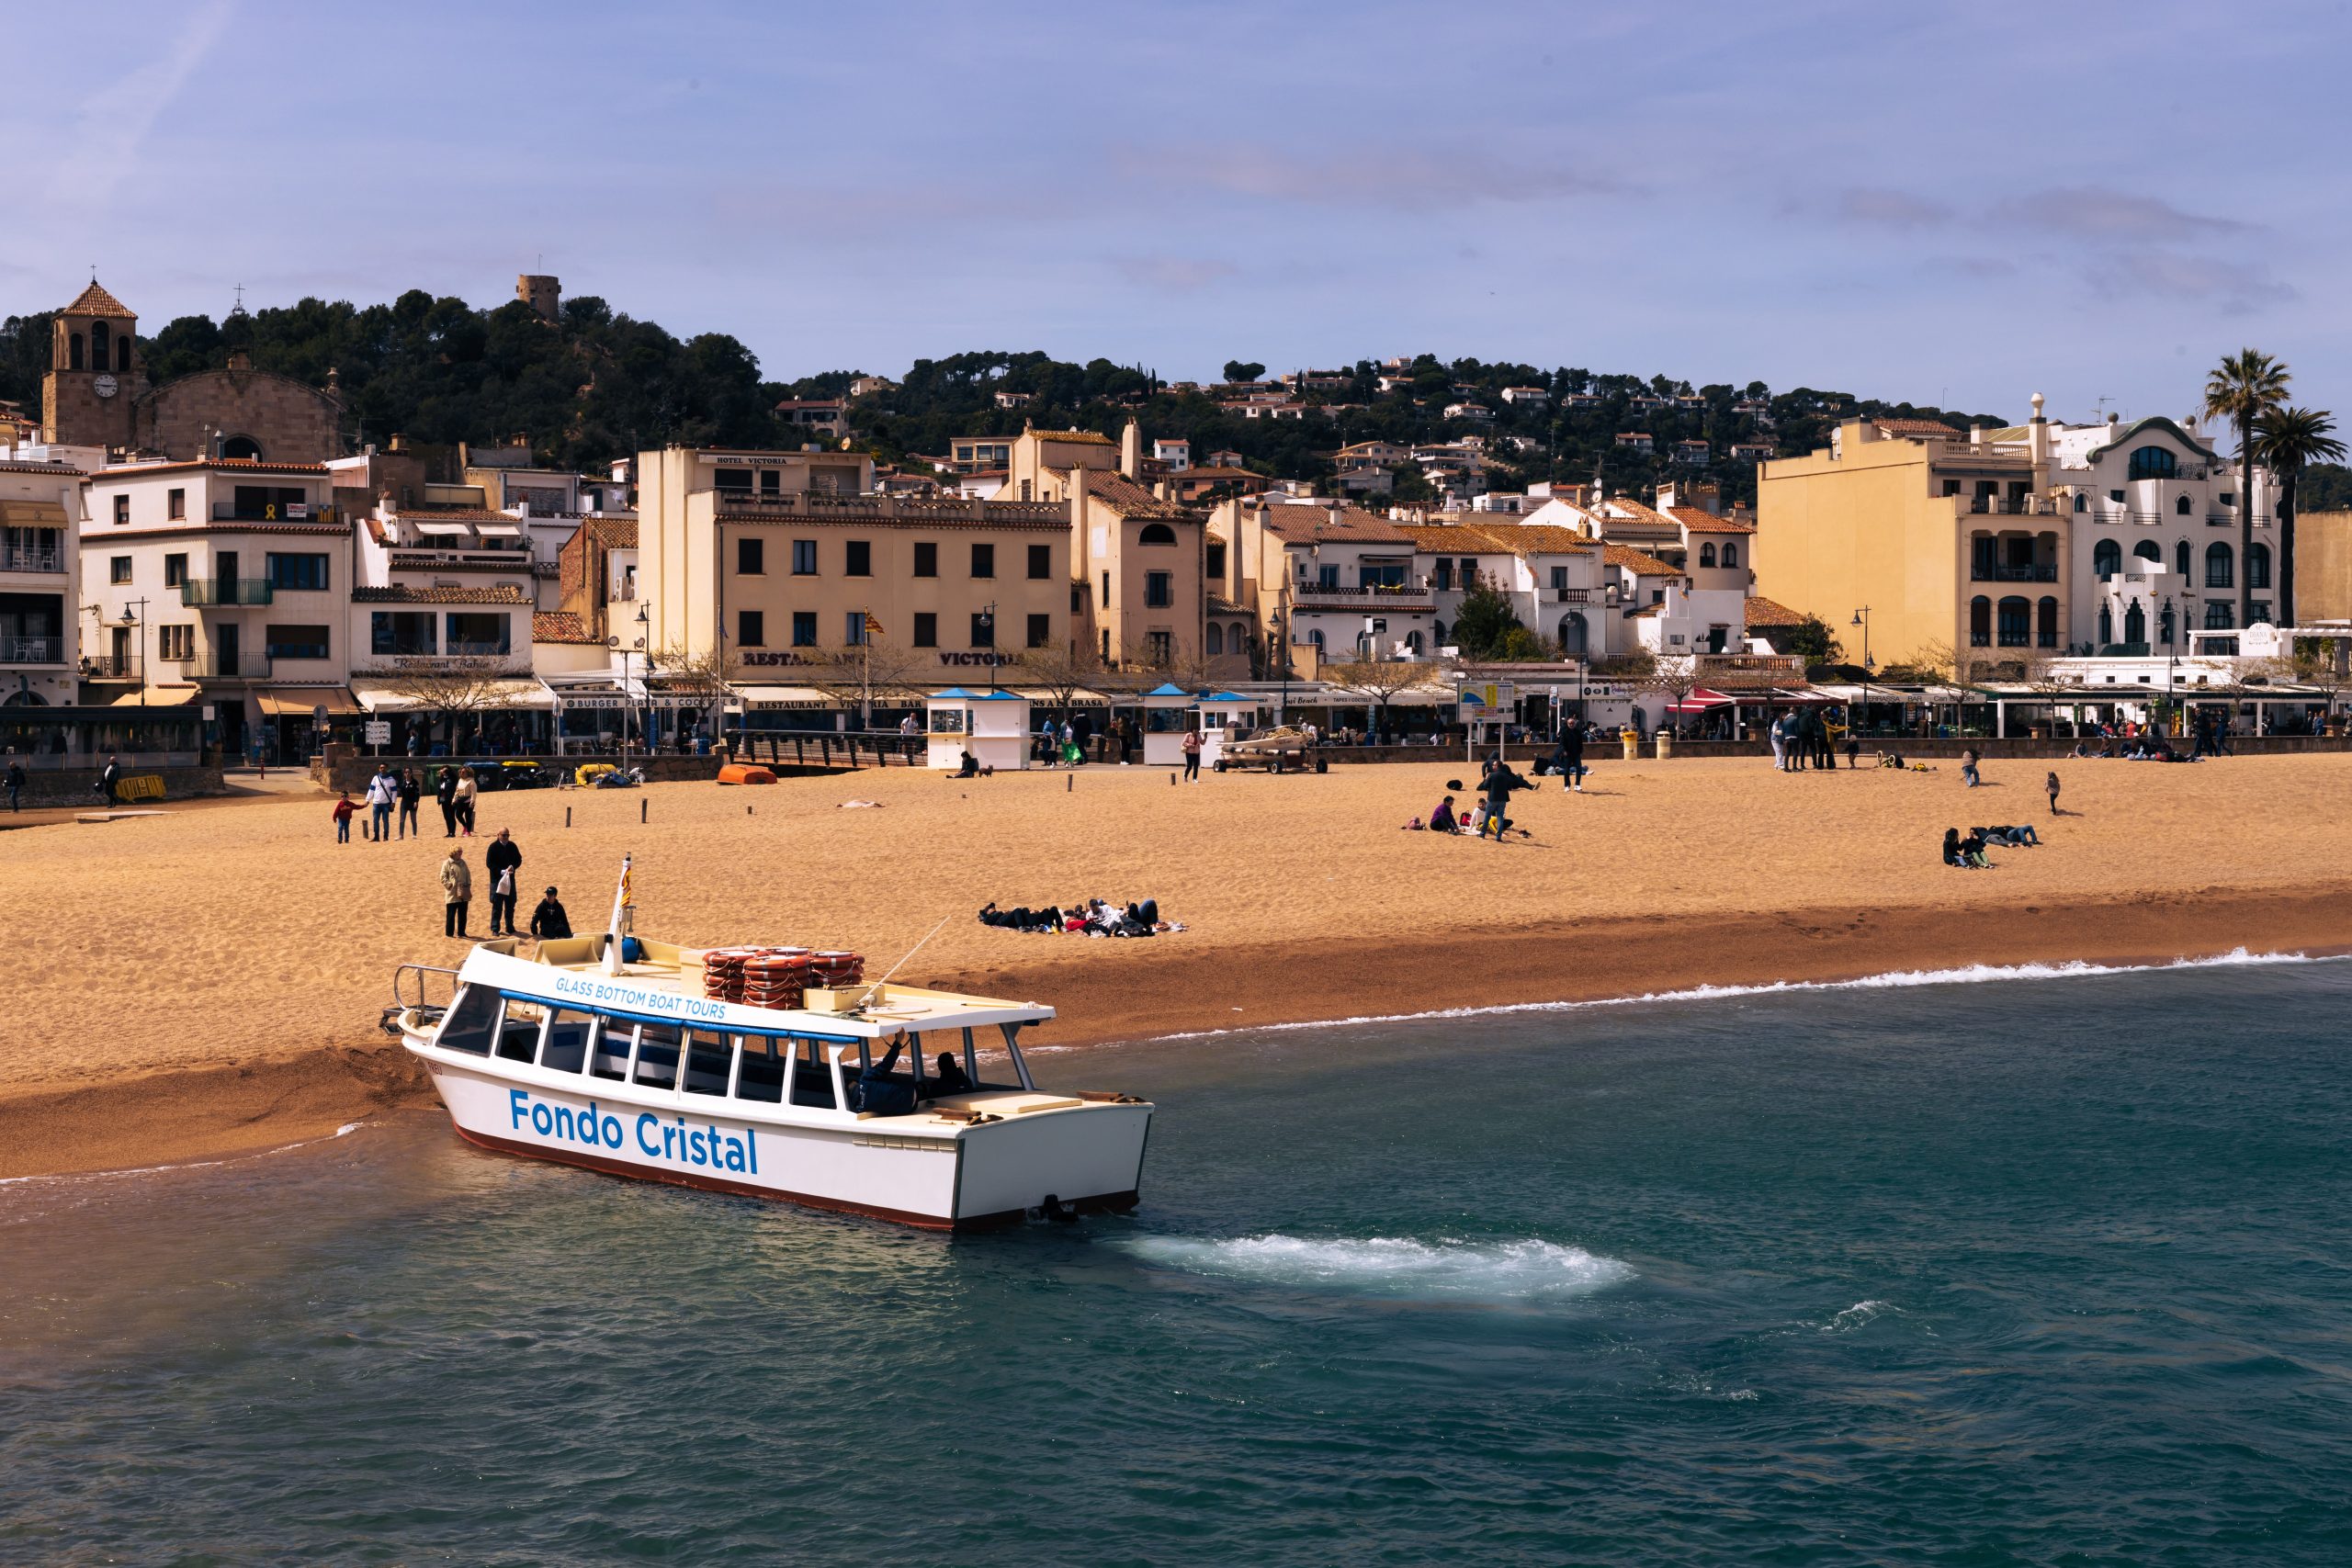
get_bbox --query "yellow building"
[2296,511,2352,623]
[637,446,1071,686]
[1010,423,1205,669]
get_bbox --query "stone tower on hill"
[517,274,560,322]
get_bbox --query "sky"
[5,0,2347,427]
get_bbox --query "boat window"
[590,1019,633,1081]
[789,1037,839,1110]
[633,1023,683,1089]
[435,986,502,1056]
[495,998,546,1064]
[539,1009,597,1075]
[997,1023,1036,1090]
[735,1036,787,1104]
[681,1030,733,1097]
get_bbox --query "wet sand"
[6,753,2350,1179]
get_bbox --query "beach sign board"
[365,720,393,746]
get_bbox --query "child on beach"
[333,793,356,843]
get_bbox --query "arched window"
[2159,602,2176,645]
[1205,623,1224,655]
[2128,446,2178,480]
[1136,523,1177,545]
[2205,601,2234,630]
[2133,539,2162,563]
[1997,596,2030,648]
[1433,619,1447,645]
[2037,596,2059,648]
[1230,622,1247,652]
[1699,543,1717,567]
[2073,493,2087,513]
[2176,539,2191,578]
[2098,604,2114,646]
[1405,630,1423,654]
[68,332,84,370]
[2247,542,2271,590]
[90,321,110,373]
[1307,628,1325,649]
[1558,613,1588,656]
[2123,600,2145,646]
[2175,494,2192,515]
[1970,596,1991,648]
[2205,542,2233,589]
[1721,543,1737,569]
[2094,539,2120,579]
[219,434,263,461]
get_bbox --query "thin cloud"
[1993,186,2246,242]
[2085,251,2293,312]
[1110,256,1239,293]
[48,0,236,207]
[1837,186,1951,229]
[1117,143,1618,212]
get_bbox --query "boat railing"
[381,962,462,1035]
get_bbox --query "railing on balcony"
[181,578,275,605]
[1965,497,2057,515]
[175,651,273,679]
[712,491,1069,522]
[0,547,64,573]
[83,653,141,678]
[4,636,62,663]
[1971,565,2060,582]
[210,502,335,523]
[1542,588,1591,604]
[530,559,560,577]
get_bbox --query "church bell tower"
[41,278,142,450]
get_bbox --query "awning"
[1008,687,1109,705]
[1663,688,1736,715]
[257,687,363,717]
[472,522,523,538]
[0,500,69,525]
[412,521,472,537]
[109,685,202,707]
[349,676,556,712]
[732,684,836,710]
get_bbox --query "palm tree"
[2200,349,2290,628]
[2255,406,2345,626]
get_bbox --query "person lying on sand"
[1973,825,2040,847]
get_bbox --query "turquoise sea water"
[6,959,2352,1564]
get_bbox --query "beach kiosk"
[1196,692,1254,767]
[926,687,1030,771]
[1140,682,1199,766]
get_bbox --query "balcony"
[82,654,142,679]
[1971,565,2060,582]
[530,559,561,578]
[1292,582,1433,611]
[181,578,275,606]
[1965,497,2058,516]
[0,546,64,574]
[4,636,64,664]
[210,502,335,523]
[174,651,273,680]
[1542,588,1592,604]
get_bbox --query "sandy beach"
[6,750,2351,1179]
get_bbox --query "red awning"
[1663,688,1736,714]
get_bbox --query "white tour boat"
[387,859,1151,1230]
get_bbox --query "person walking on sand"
[1558,718,1587,792]
[1961,748,1982,787]
[333,791,356,843]
[100,754,121,807]
[441,848,472,938]
[435,766,459,837]
[397,769,422,840]
[1769,712,1789,772]
[1181,725,1202,782]
[484,829,523,934]
[2047,770,2061,816]
[5,755,23,812]
[365,762,398,842]
[452,767,478,836]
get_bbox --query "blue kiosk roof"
[928,687,1024,701]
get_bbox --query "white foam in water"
[1821,1299,1899,1334]
[0,1121,367,1190]
[1126,1234,1634,1302]
[1149,947,2326,1041]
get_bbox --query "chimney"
[1119,420,1141,479]
[227,349,252,372]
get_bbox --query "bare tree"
[1321,657,1439,739]
[1914,637,1995,737]
[794,640,931,728]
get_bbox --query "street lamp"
[631,604,650,757]
[119,599,149,707]
[2163,595,2177,734]
[1850,607,1871,736]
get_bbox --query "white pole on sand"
[603,853,633,976]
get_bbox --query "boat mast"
[604,853,633,975]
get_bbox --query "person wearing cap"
[529,885,572,940]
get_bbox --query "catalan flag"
[864,612,885,638]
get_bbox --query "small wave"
[1148,947,2324,1041]
[1821,1299,1900,1334]
[1125,1233,1634,1302]
[0,1121,366,1190]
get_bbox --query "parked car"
[1215,726,1322,774]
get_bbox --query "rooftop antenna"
[2093,395,2116,421]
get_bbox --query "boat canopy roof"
[454,942,1054,1039]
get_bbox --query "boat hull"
[420,1055,1148,1231]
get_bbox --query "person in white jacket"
[364,764,400,841]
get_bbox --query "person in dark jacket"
[1428,794,1461,832]
[483,829,523,934]
[853,1041,916,1115]
[1555,721,1587,792]
[5,757,24,812]
[1480,758,1535,840]
[397,769,423,839]
[435,767,459,837]
[529,886,573,940]
[100,754,122,806]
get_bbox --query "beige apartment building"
[1008,424,1205,669]
[637,446,1072,688]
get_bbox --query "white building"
[1,451,88,709]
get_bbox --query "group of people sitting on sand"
[1941,823,2041,869]
[978,898,1180,937]
[1408,760,1537,840]
[2067,736,2197,762]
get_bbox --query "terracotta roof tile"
[1602,543,1680,576]
[1669,506,1756,536]
[1074,469,1187,519]
[585,519,638,549]
[532,610,602,644]
[1253,502,1412,546]
[62,280,136,320]
[1873,418,1963,437]
[1033,428,1114,446]
[352,584,530,604]
[1739,594,1806,626]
